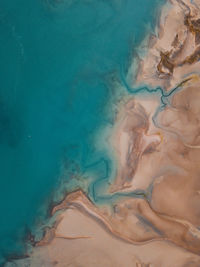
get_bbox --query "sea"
[0,0,164,264]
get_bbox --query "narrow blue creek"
[0,0,164,263]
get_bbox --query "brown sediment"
[8,190,200,267]
[7,0,200,266]
[110,96,163,193]
[157,51,174,75]
[180,45,200,64]
[184,15,200,44]
[136,0,200,91]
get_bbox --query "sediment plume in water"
[6,0,200,266]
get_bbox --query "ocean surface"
[0,0,164,264]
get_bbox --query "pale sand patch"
[8,192,200,267]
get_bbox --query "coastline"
[6,189,200,266]
[6,0,200,266]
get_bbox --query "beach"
[6,0,200,266]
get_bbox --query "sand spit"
[6,0,200,266]
[6,190,200,267]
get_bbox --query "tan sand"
[7,0,200,266]
[7,191,200,267]
[136,0,200,92]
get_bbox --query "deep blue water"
[0,0,164,263]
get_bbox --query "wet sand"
[7,190,200,267]
[7,0,200,266]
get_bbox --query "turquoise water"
[0,0,164,264]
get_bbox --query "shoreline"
[6,0,200,266]
[6,188,200,266]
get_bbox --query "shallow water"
[0,0,164,263]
